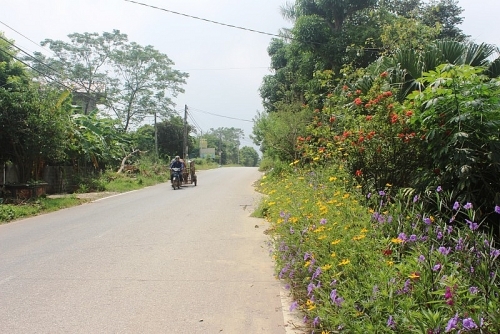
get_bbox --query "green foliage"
[239,146,259,167]
[253,103,312,162]
[408,64,500,216]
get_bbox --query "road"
[0,167,293,333]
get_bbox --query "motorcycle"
[171,167,181,190]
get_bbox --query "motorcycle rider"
[170,155,184,183]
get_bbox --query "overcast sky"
[1,0,499,150]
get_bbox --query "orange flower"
[355,170,363,177]
[380,71,388,78]
[366,115,373,121]
[405,110,413,117]
[354,98,363,106]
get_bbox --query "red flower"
[329,116,336,123]
[383,91,393,97]
[405,110,413,117]
[390,114,399,124]
[354,98,363,106]
[355,170,363,177]
[383,249,393,256]
[366,115,373,121]
[342,85,349,91]
[380,71,388,78]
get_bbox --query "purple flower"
[379,190,386,196]
[290,227,295,234]
[413,195,419,203]
[495,205,500,214]
[464,202,473,210]
[445,314,459,332]
[304,252,311,261]
[491,249,500,258]
[409,234,417,242]
[438,246,451,255]
[469,286,479,294]
[453,201,460,210]
[367,192,372,199]
[307,282,315,296]
[444,286,453,299]
[423,217,432,225]
[437,231,443,240]
[330,279,337,286]
[387,315,396,329]
[433,263,442,271]
[462,318,478,330]
[330,289,344,307]
[313,316,320,327]
[436,186,442,192]
[319,218,327,225]
[466,219,479,231]
[398,232,407,241]
[289,301,298,311]
[455,238,464,251]
[418,255,426,262]
[312,267,322,280]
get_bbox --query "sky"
[1,0,499,151]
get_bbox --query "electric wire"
[188,107,253,123]
[124,0,282,39]
[0,47,73,91]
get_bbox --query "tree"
[28,31,188,131]
[33,30,127,114]
[156,115,196,160]
[203,127,244,165]
[107,42,188,131]
[252,103,312,161]
[239,146,259,167]
[0,35,73,183]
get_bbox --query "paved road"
[0,167,291,333]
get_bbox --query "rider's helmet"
[175,155,180,160]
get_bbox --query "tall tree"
[107,42,188,131]
[33,30,127,114]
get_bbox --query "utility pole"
[219,132,222,165]
[183,104,188,160]
[154,111,158,161]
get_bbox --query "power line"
[0,47,73,91]
[189,107,253,123]
[124,0,283,38]
[0,20,54,56]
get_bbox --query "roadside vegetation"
[252,0,500,333]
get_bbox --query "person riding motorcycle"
[170,156,184,183]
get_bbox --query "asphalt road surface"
[0,167,295,334]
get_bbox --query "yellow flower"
[387,261,394,266]
[391,238,404,244]
[313,157,320,161]
[339,259,350,266]
[267,202,276,206]
[342,193,350,199]
[353,234,366,241]
[386,183,392,187]
[318,235,327,240]
[329,176,337,182]
[408,272,420,279]
[304,261,311,267]
[290,160,299,166]
[331,239,341,245]
[321,264,332,271]
[306,299,316,311]
[330,252,337,258]
[361,228,368,233]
